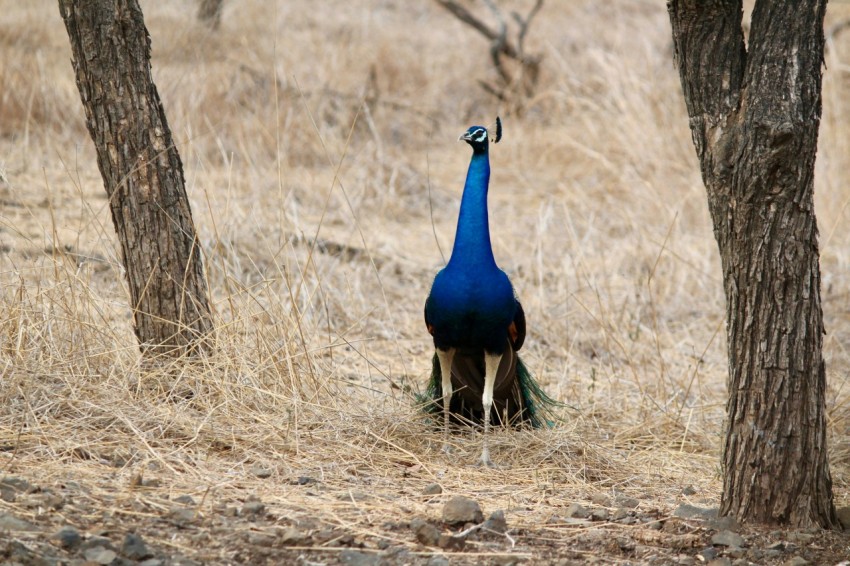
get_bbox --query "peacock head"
[459,117,502,154]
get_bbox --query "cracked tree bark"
[668,0,836,527]
[59,0,212,357]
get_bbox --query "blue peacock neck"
[447,149,497,271]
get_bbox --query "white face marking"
[472,129,488,143]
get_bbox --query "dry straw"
[2,0,850,560]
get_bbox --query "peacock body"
[424,119,555,465]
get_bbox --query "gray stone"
[614,495,640,509]
[590,508,610,522]
[565,503,590,519]
[706,559,731,566]
[673,504,716,520]
[707,515,739,531]
[121,532,152,560]
[426,556,449,566]
[242,500,266,516]
[0,476,32,492]
[681,485,697,496]
[249,465,272,479]
[80,536,115,551]
[84,546,118,565]
[700,547,718,562]
[280,526,308,546]
[0,512,37,531]
[422,483,442,496]
[50,526,82,549]
[411,518,441,546]
[590,493,611,506]
[139,560,164,566]
[784,558,809,566]
[786,532,814,544]
[612,508,630,521]
[168,508,198,525]
[442,495,483,525]
[173,495,195,505]
[438,533,466,550]
[483,510,508,534]
[711,531,745,548]
[339,549,380,566]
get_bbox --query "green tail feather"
[419,352,560,429]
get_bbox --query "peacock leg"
[436,347,455,453]
[479,351,502,467]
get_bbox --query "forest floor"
[3,1,850,564]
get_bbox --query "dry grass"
[3,0,850,562]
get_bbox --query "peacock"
[423,118,556,467]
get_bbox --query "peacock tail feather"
[420,349,559,429]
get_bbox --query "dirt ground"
[3,0,850,564]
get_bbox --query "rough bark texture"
[668,0,836,527]
[59,0,213,356]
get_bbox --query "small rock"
[590,493,611,506]
[590,508,609,522]
[727,547,746,559]
[121,533,152,560]
[673,504,716,520]
[422,483,442,496]
[565,503,590,519]
[681,485,697,496]
[647,520,663,530]
[168,508,198,525]
[249,465,272,479]
[139,560,164,566]
[246,532,276,546]
[80,536,115,552]
[766,541,786,551]
[242,500,266,516]
[411,519,441,546]
[784,558,809,566]
[612,508,630,521]
[836,506,850,530]
[707,515,739,531]
[438,533,466,550]
[706,559,731,566]
[483,510,508,534]
[173,495,195,505]
[84,546,118,565]
[442,496,483,525]
[280,527,308,546]
[0,476,32,492]
[786,531,814,545]
[699,547,718,562]
[50,526,82,549]
[339,549,380,566]
[711,531,745,548]
[426,556,449,566]
[0,512,37,531]
[614,495,640,509]
[296,476,317,485]
[763,549,784,559]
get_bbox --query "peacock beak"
[459,132,472,142]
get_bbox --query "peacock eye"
[474,129,487,142]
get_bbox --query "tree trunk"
[197,0,224,30]
[668,0,836,527]
[59,0,213,357]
